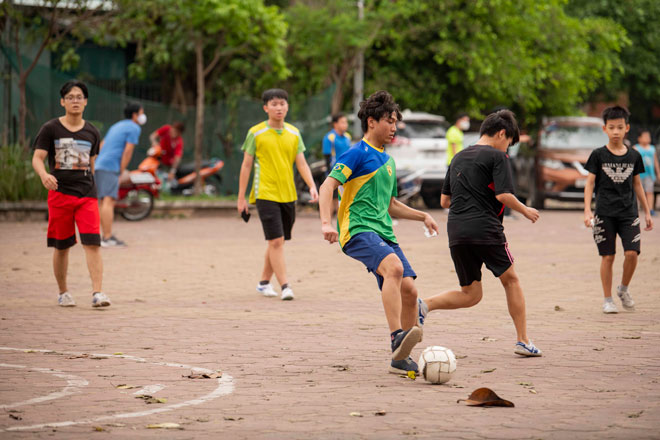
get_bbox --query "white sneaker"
[281,287,294,301]
[617,289,635,311]
[58,292,76,307]
[92,292,111,307]
[256,283,278,297]
[603,301,618,314]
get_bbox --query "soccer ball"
[418,346,457,384]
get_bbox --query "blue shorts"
[95,169,120,199]
[342,232,417,290]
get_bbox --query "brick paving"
[1,210,659,439]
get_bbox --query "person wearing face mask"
[95,102,146,248]
[446,112,470,166]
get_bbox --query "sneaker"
[58,292,76,307]
[603,300,618,314]
[391,327,422,361]
[617,289,635,311]
[281,287,294,301]
[389,357,419,375]
[101,236,126,248]
[92,292,111,307]
[417,298,428,328]
[514,340,542,357]
[256,283,278,297]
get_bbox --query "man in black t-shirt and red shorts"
[416,110,543,357]
[31,80,111,308]
[583,106,653,314]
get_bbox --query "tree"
[0,0,111,147]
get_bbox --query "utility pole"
[352,0,364,138]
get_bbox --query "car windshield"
[541,124,608,149]
[397,121,447,139]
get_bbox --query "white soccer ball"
[418,346,457,384]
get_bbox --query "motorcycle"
[115,156,162,222]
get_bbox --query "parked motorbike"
[115,157,161,222]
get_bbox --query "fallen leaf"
[554,305,564,311]
[136,395,167,404]
[113,352,124,356]
[517,382,533,387]
[622,336,641,340]
[332,365,349,371]
[146,423,182,429]
[223,416,244,421]
[67,354,90,359]
[184,371,222,379]
[593,348,604,351]
[455,355,468,359]
[529,389,537,394]
[450,384,465,389]
[374,410,387,416]
[459,387,515,407]
[93,426,105,431]
[407,371,416,380]
[350,412,363,417]
[9,414,22,420]
[480,368,496,374]
[115,384,138,389]
[628,410,644,418]
[481,337,497,342]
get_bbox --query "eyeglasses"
[64,95,86,102]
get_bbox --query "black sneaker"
[101,236,127,248]
[389,357,419,375]
[391,327,422,361]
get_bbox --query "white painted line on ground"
[0,347,234,432]
[0,363,88,409]
[133,384,165,396]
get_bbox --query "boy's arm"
[440,194,451,209]
[32,149,57,190]
[295,152,319,203]
[583,173,596,227]
[633,175,653,231]
[237,152,254,214]
[655,154,660,181]
[388,198,440,234]
[120,143,136,175]
[495,193,539,223]
[319,177,341,243]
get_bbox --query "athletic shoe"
[603,301,618,314]
[101,236,126,248]
[389,357,419,375]
[58,292,76,307]
[391,327,422,361]
[92,292,111,308]
[514,340,542,357]
[617,289,635,311]
[417,298,428,328]
[281,287,294,301]
[256,283,278,297]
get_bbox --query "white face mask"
[458,119,470,131]
[137,113,147,126]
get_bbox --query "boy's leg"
[53,248,70,293]
[75,197,103,294]
[263,237,288,287]
[377,253,404,333]
[600,255,615,298]
[425,282,483,311]
[498,266,528,344]
[83,245,103,293]
[99,196,115,240]
[621,250,638,287]
[400,277,418,330]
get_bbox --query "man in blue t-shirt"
[95,102,145,247]
[322,113,352,174]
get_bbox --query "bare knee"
[623,250,638,261]
[602,255,615,265]
[268,237,285,249]
[499,269,520,289]
[462,281,483,307]
[401,278,418,303]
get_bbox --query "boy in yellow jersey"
[237,89,318,300]
[319,91,439,375]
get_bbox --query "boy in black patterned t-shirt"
[583,106,653,314]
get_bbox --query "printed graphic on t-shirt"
[602,162,634,183]
[54,138,92,170]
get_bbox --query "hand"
[167,170,176,182]
[40,173,58,191]
[423,213,439,235]
[584,210,594,228]
[645,215,653,231]
[321,223,338,244]
[524,207,540,223]
[309,186,319,203]
[237,198,248,215]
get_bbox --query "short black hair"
[602,105,630,124]
[455,112,469,121]
[331,113,346,124]
[60,80,88,99]
[124,102,142,119]
[262,88,288,104]
[638,129,651,136]
[479,109,520,145]
[358,90,402,134]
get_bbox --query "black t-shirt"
[585,146,644,218]
[442,144,515,246]
[33,118,101,198]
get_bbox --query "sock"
[390,329,403,342]
[604,297,614,303]
[259,280,269,286]
[618,284,628,293]
[281,283,289,290]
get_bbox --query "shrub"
[0,144,48,201]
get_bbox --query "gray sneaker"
[101,236,126,248]
[617,288,635,311]
[58,292,76,307]
[603,300,618,314]
[389,357,419,375]
[92,292,111,307]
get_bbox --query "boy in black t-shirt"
[32,80,111,308]
[583,106,653,314]
[417,110,543,357]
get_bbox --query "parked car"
[512,116,609,209]
[386,110,449,208]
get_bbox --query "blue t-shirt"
[322,129,352,164]
[634,144,657,181]
[95,119,141,172]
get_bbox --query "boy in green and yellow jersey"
[237,89,318,301]
[319,91,440,375]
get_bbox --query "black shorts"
[256,199,296,241]
[593,215,641,256]
[450,244,514,287]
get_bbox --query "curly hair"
[357,90,402,134]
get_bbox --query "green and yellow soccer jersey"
[329,138,398,248]
[242,121,305,204]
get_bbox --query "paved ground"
[1,209,659,439]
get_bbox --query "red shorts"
[47,191,101,249]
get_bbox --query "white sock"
[618,284,628,293]
[604,297,614,303]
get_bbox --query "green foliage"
[0,145,47,201]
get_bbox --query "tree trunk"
[18,73,27,148]
[331,80,344,115]
[193,39,204,195]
